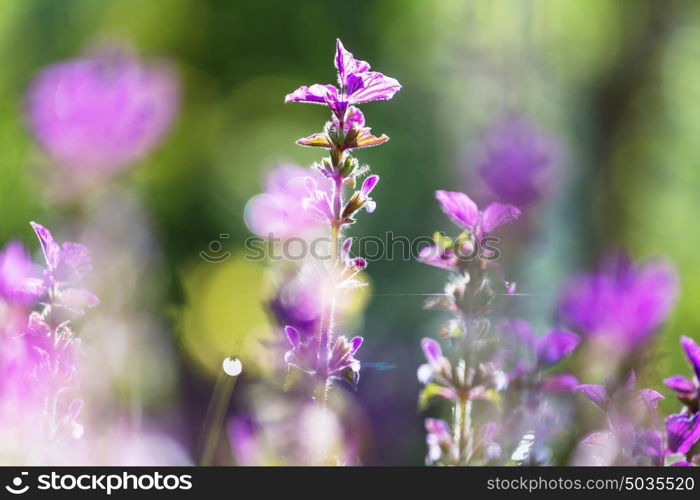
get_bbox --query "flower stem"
[315,171,343,407]
[454,395,472,465]
[199,368,237,465]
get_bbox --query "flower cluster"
[0,223,97,459]
[275,39,400,398]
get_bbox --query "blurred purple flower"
[0,241,35,305]
[245,164,329,238]
[501,319,579,392]
[22,222,99,314]
[435,190,521,241]
[284,325,362,388]
[285,39,401,118]
[269,277,323,340]
[26,47,178,176]
[478,116,558,206]
[664,336,700,413]
[577,372,663,417]
[425,418,451,464]
[665,413,700,456]
[559,253,678,353]
[416,338,456,399]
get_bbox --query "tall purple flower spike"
[26,46,178,176]
[559,252,678,353]
[434,190,521,241]
[22,222,99,314]
[664,336,700,412]
[285,39,401,118]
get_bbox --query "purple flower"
[478,116,558,206]
[284,325,363,388]
[285,39,401,118]
[664,336,700,412]
[666,413,700,456]
[416,338,455,399]
[245,164,329,238]
[0,241,35,305]
[559,253,678,353]
[26,47,178,176]
[435,190,521,241]
[22,222,99,314]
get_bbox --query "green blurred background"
[0,0,698,464]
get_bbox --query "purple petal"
[416,244,457,270]
[361,175,379,196]
[284,325,300,348]
[666,413,700,455]
[536,329,580,365]
[425,418,450,440]
[347,257,367,271]
[346,71,402,104]
[284,83,336,105]
[681,336,700,381]
[577,384,608,410]
[17,277,47,299]
[481,203,521,234]
[334,39,370,87]
[344,106,365,129]
[349,336,363,354]
[435,190,479,230]
[664,375,696,394]
[421,337,442,365]
[638,389,664,411]
[30,221,60,270]
[0,241,36,304]
[671,461,692,467]
[341,237,354,259]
